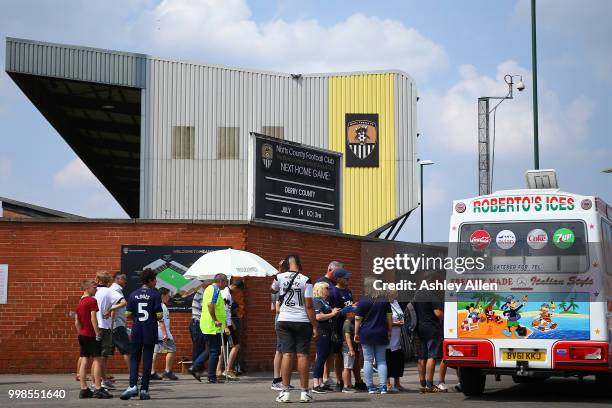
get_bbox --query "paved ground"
[1,365,610,408]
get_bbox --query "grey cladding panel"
[141,58,329,220]
[6,38,145,88]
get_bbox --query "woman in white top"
[386,290,406,392]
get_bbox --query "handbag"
[400,303,417,361]
[319,297,342,349]
[330,325,342,350]
[278,272,300,305]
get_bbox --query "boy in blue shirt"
[120,269,163,400]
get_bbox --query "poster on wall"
[121,246,227,312]
[0,264,7,304]
[345,113,379,167]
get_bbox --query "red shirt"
[76,296,99,337]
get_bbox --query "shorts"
[275,315,282,352]
[418,337,442,360]
[79,335,101,358]
[342,351,355,369]
[100,328,114,357]
[154,338,177,353]
[276,321,313,355]
[112,326,130,355]
[386,348,405,378]
[230,321,240,345]
[507,320,519,327]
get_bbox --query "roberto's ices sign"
[472,195,576,213]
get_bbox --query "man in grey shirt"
[110,272,131,372]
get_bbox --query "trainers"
[437,383,449,392]
[342,387,357,393]
[300,390,313,403]
[225,370,239,381]
[367,385,379,394]
[321,384,334,392]
[423,386,442,393]
[387,386,399,393]
[93,388,113,399]
[271,381,284,391]
[311,385,327,394]
[188,368,202,383]
[139,390,151,400]
[102,380,116,390]
[454,384,462,392]
[163,371,179,380]
[150,372,163,380]
[354,381,367,391]
[334,382,343,392]
[276,390,291,403]
[79,388,93,399]
[379,385,388,394]
[120,385,139,400]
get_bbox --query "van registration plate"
[502,350,546,362]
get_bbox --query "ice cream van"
[443,170,612,395]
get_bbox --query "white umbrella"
[184,248,277,380]
[183,248,277,280]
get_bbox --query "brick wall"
[1,209,30,218]
[0,220,364,374]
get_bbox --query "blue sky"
[0,0,610,242]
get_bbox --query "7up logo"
[553,228,575,249]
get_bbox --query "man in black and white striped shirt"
[190,285,206,364]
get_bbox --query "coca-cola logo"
[470,230,491,251]
[527,229,548,250]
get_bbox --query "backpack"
[400,303,418,361]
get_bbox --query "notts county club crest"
[345,113,379,167]
[261,143,273,169]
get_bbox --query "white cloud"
[53,158,98,189]
[133,0,448,79]
[0,157,11,181]
[421,60,594,158]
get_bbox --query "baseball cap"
[334,269,352,279]
[342,305,356,314]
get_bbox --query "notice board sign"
[121,246,227,312]
[252,134,341,230]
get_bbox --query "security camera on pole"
[477,74,524,196]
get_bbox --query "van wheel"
[458,367,486,396]
[595,372,612,394]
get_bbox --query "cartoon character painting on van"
[457,292,589,340]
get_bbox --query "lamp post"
[531,0,540,169]
[418,159,434,244]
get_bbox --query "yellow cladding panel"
[329,74,396,235]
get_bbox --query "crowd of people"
[269,255,451,403]
[73,256,450,403]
